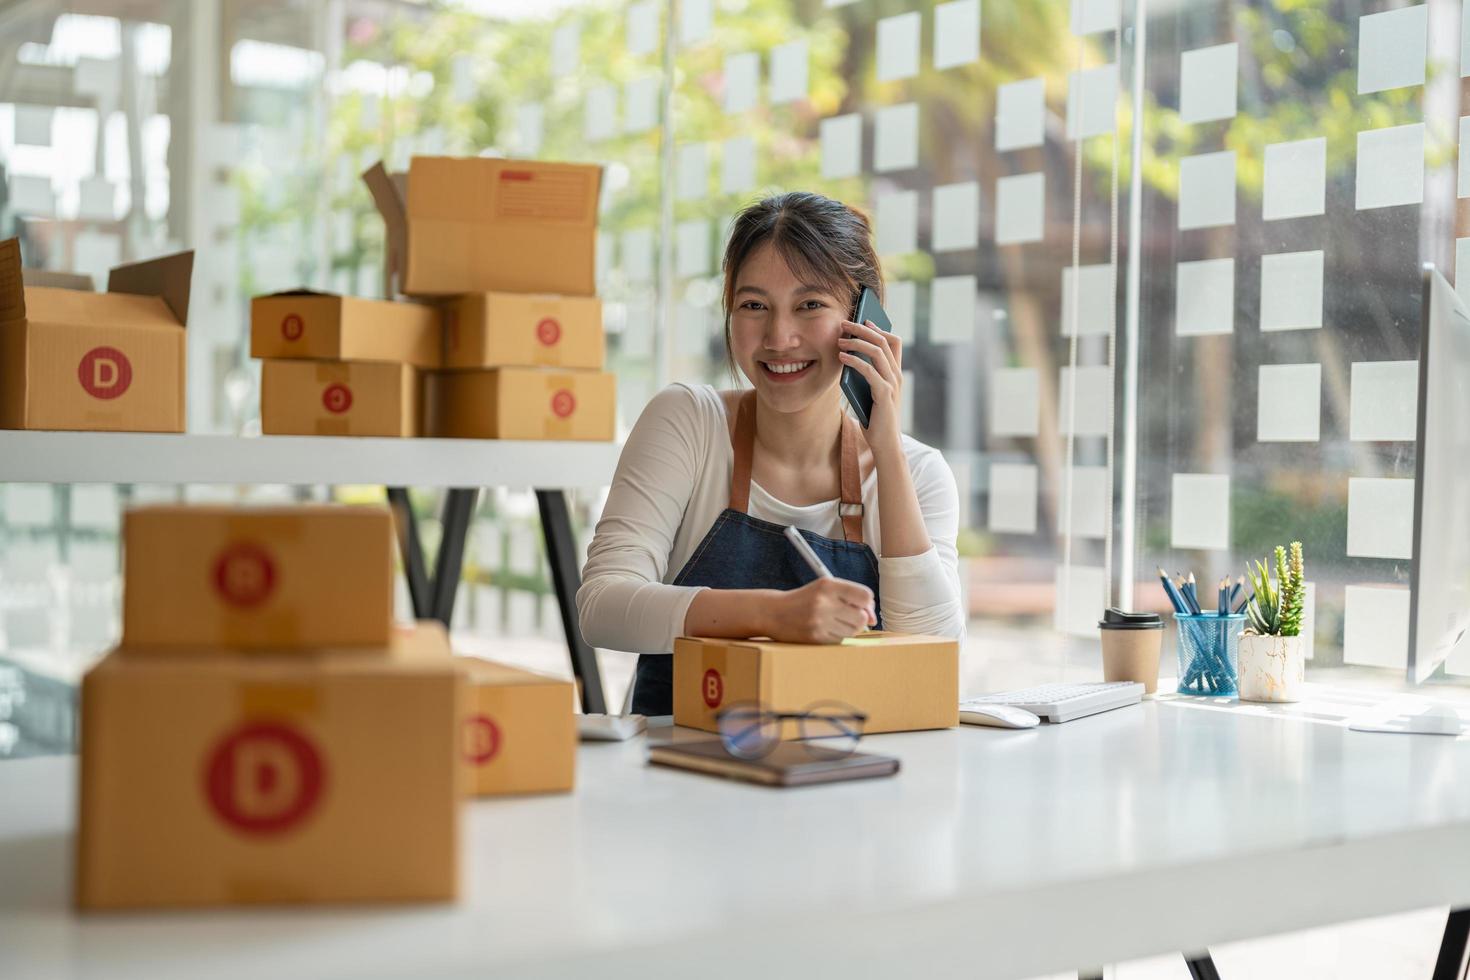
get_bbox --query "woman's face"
[729,242,849,414]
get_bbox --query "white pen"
[783,525,834,580]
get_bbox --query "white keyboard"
[960,681,1144,724]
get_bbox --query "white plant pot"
[1236,633,1305,703]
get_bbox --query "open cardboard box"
[363,156,602,299]
[0,236,192,432]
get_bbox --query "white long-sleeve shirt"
[577,383,965,654]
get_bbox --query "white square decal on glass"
[932,181,980,252]
[676,144,707,201]
[930,276,977,344]
[885,280,917,343]
[1350,361,1419,441]
[1260,250,1324,332]
[989,463,1039,534]
[1071,0,1119,35]
[1061,264,1113,337]
[1174,258,1234,336]
[624,76,660,134]
[1064,465,1109,539]
[513,103,544,157]
[14,105,53,146]
[78,177,117,222]
[724,51,760,114]
[1356,123,1424,210]
[1171,473,1230,551]
[1066,64,1118,139]
[1180,43,1238,123]
[877,12,922,82]
[1460,118,1470,198]
[584,85,617,142]
[1178,151,1236,229]
[770,39,809,104]
[1257,363,1322,442]
[626,1,659,57]
[1343,585,1410,669]
[820,114,862,179]
[1055,565,1107,637]
[721,136,756,195]
[1358,5,1428,94]
[551,22,580,78]
[1058,366,1111,437]
[621,228,655,284]
[934,0,980,70]
[875,190,919,256]
[995,172,1045,244]
[1347,477,1415,560]
[1263,137,1326,221]
[874,103,919,172]
[1459,237,1470,307]
[991,368,1040,437]
[996,78,1045,151]
[680,0,713,45]
[676,219,711,279]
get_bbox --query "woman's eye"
[739,300,766,311]
[799,300,825,311]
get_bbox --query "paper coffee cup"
[1098,608,1163,694]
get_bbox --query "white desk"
[0,431,620,489]
[3,697,1470,979]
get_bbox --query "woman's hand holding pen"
[837,319,904,460]
[766,578,877,644]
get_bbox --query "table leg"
[1184,952,1221,980]
[386,486,477,627]
[536,489,606,715]
[1434,908,1470,980]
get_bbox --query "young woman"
[577,191,964,716]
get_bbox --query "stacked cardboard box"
[363,155,617,441]
[76,504,464,909]
[0,237,194,433]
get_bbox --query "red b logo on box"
[536,317,562,347]
[461,714,501,766]
[281,314,304,341]
[702,668,724,708]
[213,543,276,607]
[204,721,325,835]
[322,383,353,414]
[77,347,132,400]
[550,389,576,419]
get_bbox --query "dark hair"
[720,191,883,373]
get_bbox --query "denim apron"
[630,391,883,716]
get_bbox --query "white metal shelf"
[0,431,621,489]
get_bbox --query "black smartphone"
[840,287,893,429]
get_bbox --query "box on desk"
[251,290,442,368]
[122,504,395,650]
[426,367,615,441]
[443,293,603,370]
[0,236,192,433]
[363,156,602,298]
[672,633,960,735]
[456,657,576,797]
[76,624,463,910]
[260,359,422,438]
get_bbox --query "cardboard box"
[76,625,463,909]
[122,504,395,649]
[261,359,422,437]
[363,156,601,298]
[672,633,960,735]
[457,657,576,797]
[251,290,442,368]
[0,236,192,433]
[426,367,615,441]
[444,292,603,370]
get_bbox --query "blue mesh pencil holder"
[1174,613,1244,696]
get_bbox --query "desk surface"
[3,696,1470,980]
[0,431,621,489]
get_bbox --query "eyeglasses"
[713,700,868,760]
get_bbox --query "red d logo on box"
[536,317,562,346]
[550,389,576,419]
[77,346,132,400]
[322,383,353,414]
[204,721,325,835]
[213,542,276,607]
[461,714,502,766]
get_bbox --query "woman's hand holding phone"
[837,319,904,459]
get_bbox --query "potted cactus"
[1237,542,1306,702]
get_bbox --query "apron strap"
[727,390,866,547]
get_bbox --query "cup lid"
[1098,607,1164,630]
